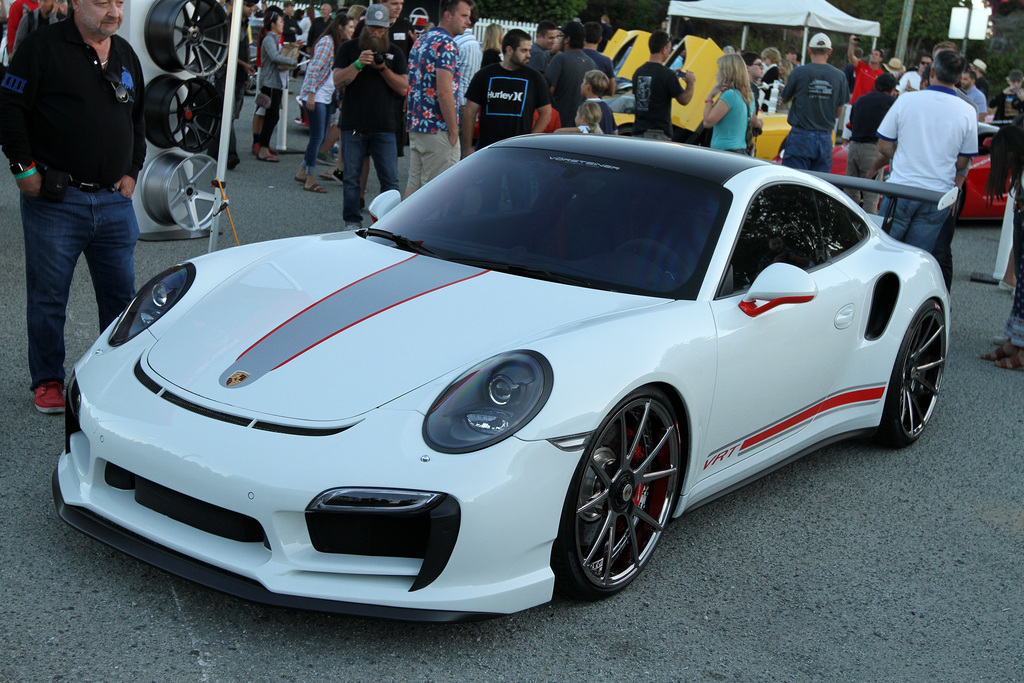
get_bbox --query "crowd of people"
[1,0,1022,420]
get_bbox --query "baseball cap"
[809,33,831,50]
[562,21,585,42]
[365,3,389,27]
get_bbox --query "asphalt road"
[1,94,1022,681]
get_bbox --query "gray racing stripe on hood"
[219,255,486,388]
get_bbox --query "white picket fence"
[472,17,539,45]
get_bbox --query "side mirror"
[368,189,402,223]
[739,263,818,317]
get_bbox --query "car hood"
[146,235,661,422]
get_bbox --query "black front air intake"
[105,462,266,544]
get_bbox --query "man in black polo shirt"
[844,71,895,214]
[0,0,146,414]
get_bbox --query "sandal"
[981,343,1017,361]
[994,346,1024,370]
[295,172,307,183]
[257,154,279,163]
[303,183,328,194]
[319,172,336,181]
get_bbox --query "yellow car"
[604,35,791,161]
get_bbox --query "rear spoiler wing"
[805,171,959,211]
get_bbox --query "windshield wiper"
[357,228,437,257]
[449,257,591,287]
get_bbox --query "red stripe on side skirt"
[740,386,885,451]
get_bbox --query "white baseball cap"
[809,33,832,49]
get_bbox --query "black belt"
[68,179,117,193]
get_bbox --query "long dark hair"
[322,13,349,48]
[986,125,1024,204]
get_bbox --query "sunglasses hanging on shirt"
[102,69,130,104]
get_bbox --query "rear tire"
[552,388,681,600]
[874,300,946,447]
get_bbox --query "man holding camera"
[847,34,883,105]
[333,3,408,230]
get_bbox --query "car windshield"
[373,146,730,299]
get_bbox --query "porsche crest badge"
[225,371,250,387]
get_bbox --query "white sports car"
[54,136,949,622]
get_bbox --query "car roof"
[490,134,769,186]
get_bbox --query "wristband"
[354,59,364,71]
[704,98,714,103]
[14,164,37,180]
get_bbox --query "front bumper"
[52,469,490,622]
[52,350,581,621]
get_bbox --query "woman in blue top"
[702,53,758,154]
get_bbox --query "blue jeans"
[303,102,330,174]
[341,130,399,225]
[21,187,139,389]
[781,127,834,173]
[879,196,949,254]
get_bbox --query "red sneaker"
[34,381,66,414]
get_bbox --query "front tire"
[552,388,681,600]
[875,299,946,447]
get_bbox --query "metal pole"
[209,0,245,253]
[895,0,915,64]
[962,5,972,54]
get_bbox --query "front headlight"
[109,262,195,346]
[424,351,553,453]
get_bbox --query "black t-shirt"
[282,14,302,43]
[309,16,329,48]
[466,63,551,149]
[333,38,408,132]
[389,17,415,60]
[632,61,683,136]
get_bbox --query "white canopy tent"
[667,0,880,57]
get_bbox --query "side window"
[815,190,867,261]
[722,184,819,295]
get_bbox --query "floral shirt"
[406,27,460,134]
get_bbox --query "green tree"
[580,0,668,32]
[839,0,969,61]
[476,0,588,24]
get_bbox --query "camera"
[852,36,860,43]
[373,52,391,65]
